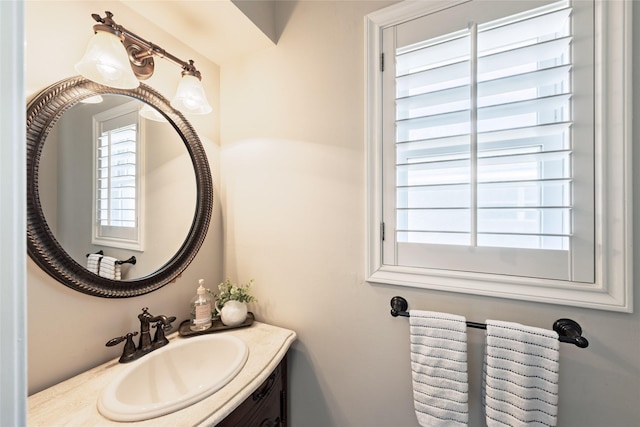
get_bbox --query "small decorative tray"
[178,312,255,337]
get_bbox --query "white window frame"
[91,100,145,251]
[365,0,633,312]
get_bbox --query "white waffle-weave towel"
[410,310,469,427]
[86,254,102,274]
[484,320,560,427]
[98,256,121,280]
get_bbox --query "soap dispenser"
[190,279,212,331]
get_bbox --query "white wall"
[26,1,223,394]
[220,1,640,426]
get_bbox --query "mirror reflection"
[39,95,196,280]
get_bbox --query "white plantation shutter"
[367,0,632,311]
[97,121,137,230]
[381,0,594,282]
[92,101,144,250]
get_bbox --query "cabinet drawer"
[217,355,287,426]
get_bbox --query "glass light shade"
[75,31,139,89]
[171,74,212,115]
[80,95,104,104]
[139,104,167,122]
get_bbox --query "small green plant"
[209,278,257,310]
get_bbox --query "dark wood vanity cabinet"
[217,355,288,427]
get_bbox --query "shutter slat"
[397,231,572,238]
[398,179,571,209]
[397,233,569,250]
[397,93,570,144]
[396,35,469,76]
[396,123,570,162]
[398,147,570,168]
[477,8,571,53]
[400,207,570,232]
[396,36,570,90]
[397,61,469,98]
[397,64,571,121]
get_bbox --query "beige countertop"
[28,321,296,426]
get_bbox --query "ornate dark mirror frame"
[27,76,213,297]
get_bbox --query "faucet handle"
[152,323,170,348]
[106,332,139,363]
[156,315,177,332]
[105,332,137,346]
[151,316,177,349]
[164,316,177,329]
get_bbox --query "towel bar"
[390,296,589,348]
[85,252,135,265]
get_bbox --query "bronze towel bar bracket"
[116,256,137,265]
[390,296,589,348]
[84,251,136,265]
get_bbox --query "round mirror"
[27,76,213,297]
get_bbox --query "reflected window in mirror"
[92,101,145,251]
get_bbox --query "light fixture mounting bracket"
[125,40,154,80]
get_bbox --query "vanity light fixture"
[75,11,212,115]
[139,104,168,122]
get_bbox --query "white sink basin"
[98,334,248,422]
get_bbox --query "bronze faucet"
[106,307,176,363]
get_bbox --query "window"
[365,0,632,311]
[92,101,144,250]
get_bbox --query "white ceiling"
[120,0,276,65]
